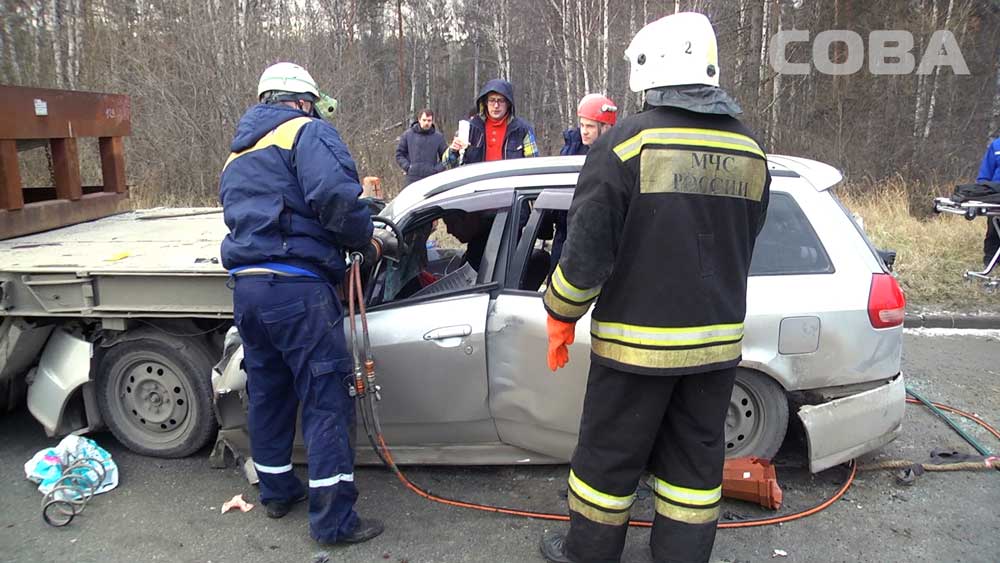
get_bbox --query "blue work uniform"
[219,103,373,543]
[976,138,1000,267]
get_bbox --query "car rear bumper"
[798,373,905,473]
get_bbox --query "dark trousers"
[233,275,359,543]
[984,217,999,269]
[565,363,736,563]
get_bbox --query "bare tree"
[922,0,956,140]
[3,0,993,203]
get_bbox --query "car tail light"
[868,273,906,328]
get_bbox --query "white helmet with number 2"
[624,12,720,92]
[257,62,320,100]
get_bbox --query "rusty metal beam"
[0,193,130,240]
[0,140,23,211]
[0,86,131,140]
[99,137,127,194]
[50,137,82,201]
[22,185,105,204]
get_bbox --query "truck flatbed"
[0,208,232,318]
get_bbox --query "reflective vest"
[543,106,771,376]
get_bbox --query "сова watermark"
[771,30,969,75]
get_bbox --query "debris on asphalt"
[24,435,118,496]
[772,549,788,557]
[26,436,119,527]
[721,510,747,521]
[220,494,254,514]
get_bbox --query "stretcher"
[932,197,1000,287]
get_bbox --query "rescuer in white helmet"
[221,62,390,547]
[540,14,771,563]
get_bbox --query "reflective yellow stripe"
[591,320,743,347]
[650,477,721,506]
[544,289,591,319]
[551,265,601,303]
[568,470,635,511]
[613,127,765,162]
[568,493,631,526]
[223,116,312,171]
[654,499,720,524]
[592,338,741,369]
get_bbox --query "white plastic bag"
[24,435,119,496]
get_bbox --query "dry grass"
[840,178,1000,311]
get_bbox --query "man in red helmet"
[546,94,620,275]
[560,94,618,156]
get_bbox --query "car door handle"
[423,325,472,341]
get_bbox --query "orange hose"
[362,397,999,529]
[371,429,856,528]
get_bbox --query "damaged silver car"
[213,156,906,474]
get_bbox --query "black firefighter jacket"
[543,106,771,376]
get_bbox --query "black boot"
[338,518,384,544]
[540,532,572,563]
[264,492,307,519]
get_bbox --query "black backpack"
[952,181,1000,204]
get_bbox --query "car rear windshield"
[750,192,834,275]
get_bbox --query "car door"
[361,190,514,448]
[487,188,587,461]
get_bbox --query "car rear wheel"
[725,369,788,460]
[96,332,218,458]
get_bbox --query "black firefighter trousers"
[564,363,737,563]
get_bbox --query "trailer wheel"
[96,332,218,458]
[724,369,789,461]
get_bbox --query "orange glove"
[547,315,576,372]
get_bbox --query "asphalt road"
[1,330,998,563]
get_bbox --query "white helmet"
[624,12,720,92]
[257,62,320,100]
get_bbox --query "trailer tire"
[96,332,218,458]
[724,369,789,461]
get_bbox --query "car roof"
[381,154,843,221]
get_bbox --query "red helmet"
[577,94,618,126]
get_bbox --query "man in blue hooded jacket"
[443,78,539,168]
[219,62,385,546]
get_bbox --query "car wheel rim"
[725,381,763,455]
[115,359,191,438]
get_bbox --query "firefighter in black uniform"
[539,12,771,563]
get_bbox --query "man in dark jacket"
[443,78,538,168]
[395,109,447,186]
[539,13,770,563]
[220,62,387,547]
